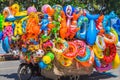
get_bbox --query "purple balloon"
[27,6,37,15]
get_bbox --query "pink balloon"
[41,4,51,13]
[27,6,37,15]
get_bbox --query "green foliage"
[0,0,120,17]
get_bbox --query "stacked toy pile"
[0,4,120,73]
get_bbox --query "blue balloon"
[5,17,16,22]
[86,13,99,20]
[76,15,88,40]
[103,11,117,33]
[22,47,27,53]
[0,31,3,40]
[38,61,48,69]
[94,56,101,67]
[113,19,120,41]
[2,37,10,53]
[76,47,91,62]
[63,5,75,16]
[40,14,49,31]
[86,13,99,45]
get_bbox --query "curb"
[0,54,19,61]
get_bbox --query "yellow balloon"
[42,56,51,64]
[92,44,103,59]
[111,27,118,44]
[112,53,120,69]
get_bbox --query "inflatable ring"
[76,15,88,40]
[110,27,118,44]
[92,44,103,59]
[95,63,112,73]
[73,40,86,57]
[58,54,72,67]
[96,35,106,50]
[103,43,116,64]
[42,40,53,49]
[112,53,120,69]
[103,32,116,44]
[94,55,101,67]
[76,46,91,62]
[79,49,94,67]
[63,41,77,59]
[52,38,68,54]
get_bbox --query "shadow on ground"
[0,73,18,80]
[88,71,118,80]
[0,71,118,80]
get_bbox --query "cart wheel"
[17,63,32,80]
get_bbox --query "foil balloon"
[86,13,99,45]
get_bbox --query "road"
[0,61,120,80]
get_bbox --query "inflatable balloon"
[76,47,91,62]
[103,11,116,33]
[27,6,37,15]
[112,53,120,69]
[76,15,88,40]
[2,36,10,53]
[3,7,16,21]
[39,61,48,69]
[86,13,99,45]
[0,14,4,31]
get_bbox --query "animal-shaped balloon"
[63,5,74,27]
[2,25,13,41]
[26,13,40,41]
[102,11,116,33]
[42,4,55,30]
[40,14,49,36]
[76,15,88,40]
[3,7,16,21]
[86,13,99,45]
[113,19,120,41]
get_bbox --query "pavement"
[0,60,120,80]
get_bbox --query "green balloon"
[46,52,54,60]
